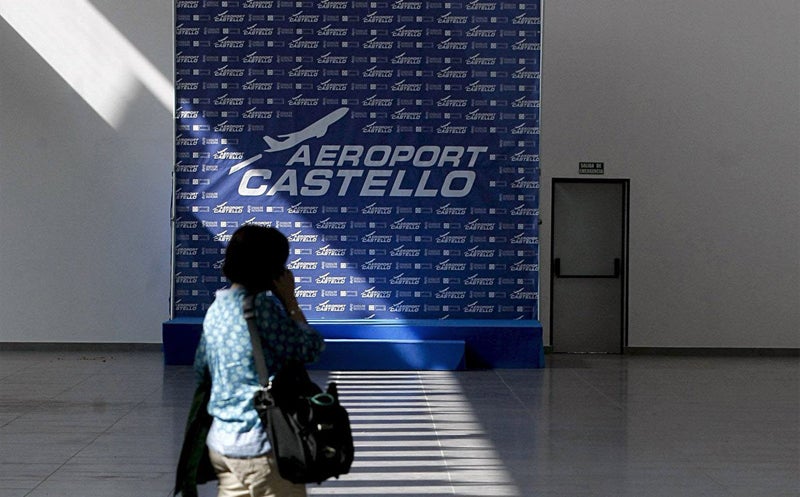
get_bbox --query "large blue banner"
[173,0,541,320]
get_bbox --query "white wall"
[0,0,173,342]
[539,0,800,347]
[1,0,797,348]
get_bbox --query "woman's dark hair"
[222,225,289,293]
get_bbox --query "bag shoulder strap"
[243,294,269,387]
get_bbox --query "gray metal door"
[551,180,628,353]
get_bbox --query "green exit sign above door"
[579,162,605,175]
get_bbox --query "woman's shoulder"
[211,287,247,304]
[204,287,246,318]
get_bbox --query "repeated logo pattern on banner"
[173,0,541,320]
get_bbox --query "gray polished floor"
[0,350,797,497]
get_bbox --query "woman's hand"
[272,269,307,324]
[272,269,296,302]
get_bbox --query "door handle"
[554,258,621,278]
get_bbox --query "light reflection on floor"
[3,352,797,496]
[308,371,521,497]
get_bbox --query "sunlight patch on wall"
[0,0,172,129]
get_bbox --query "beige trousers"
[209,449,308,497]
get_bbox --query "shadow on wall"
[0,0,172,129]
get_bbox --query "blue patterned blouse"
[194,286,324,458]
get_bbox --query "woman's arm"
[257,269,325,364]
[271,269,309,325]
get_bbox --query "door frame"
[549,178,631,353]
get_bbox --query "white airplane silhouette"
[262,107,349,152]
[228,107,350,175]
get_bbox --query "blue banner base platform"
[162,318,544,370]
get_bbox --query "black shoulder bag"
[243,295,354,484]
